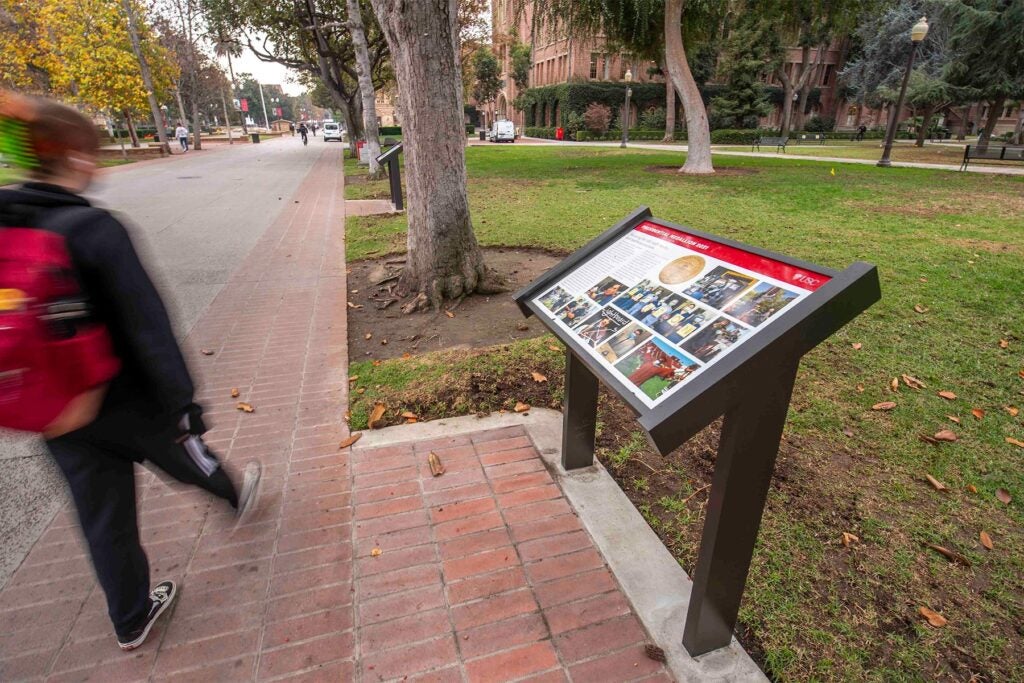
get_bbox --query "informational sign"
[531,219,831,409]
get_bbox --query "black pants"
[46,405,238,637]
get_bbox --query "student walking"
[174,123,189,152]
[0,95,261,652]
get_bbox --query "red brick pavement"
[0,147,670,681]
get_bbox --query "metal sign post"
[375,143,404,211]
[515,207,881,657]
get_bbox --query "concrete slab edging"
[357,409,767,682]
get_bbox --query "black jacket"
[0,182,195,417]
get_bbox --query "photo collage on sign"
[534,226,809,407]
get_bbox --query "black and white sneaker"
[235,461,262,526]
[117,580,177,651]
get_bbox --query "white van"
[322,122,343,142]
[489,120,515,143]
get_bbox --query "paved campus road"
[0,136,326,587]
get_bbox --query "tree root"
[397,264,509,314]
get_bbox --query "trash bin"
[250,133,260,144]
[479,130,487,141]
[556,127,564,141]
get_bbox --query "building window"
[620,54,631,80]
[590,53,599,79]
[822,64,834,86]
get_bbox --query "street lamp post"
[621,68,633,149]
[258,81,270,131]
[878,16,929,167]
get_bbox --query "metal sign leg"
[561,350,599,470]
[682,362,799,656]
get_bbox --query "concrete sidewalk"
[0,145,688,682]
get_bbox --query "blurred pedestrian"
[0,93,261,652]
[174,122,189,152]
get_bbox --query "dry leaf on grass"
[400,411,418,420]
[1004,406,1020,417]
[928,544,971,566]
[548,345,560,352]
[996,488,1012,504]
[872,401,897,411]
[947,415,960,424]
[843,427,855,438]
[902,374,926,389]
[913,304,929,314]
[1006,437,1024,448]
[230,388,239,398]
[999,339,1009,349]
[890,377,899,392]
[933,429,958,442]
[851,342,862,350]
[856,384,865,393]
[841,532,860,547]
[514,401,530,413]
[531,371,548,383]
[339,433,362,449]
[372,360,382,367]
[925,474,947,491]
[349,375,359,383]
[236,402,254,413]
[444,310,455,318]
[200,349,214,356]
[938,390,957,400]
[370,547,382,557]
[368,403,386,429]
[364,333,372,340]
[971,408,985,420]
[980,531,994,550]
[428,451,445,477]
[966,484,978,494]
[919,606,947,628]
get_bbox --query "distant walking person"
[298,122,308,146]
[856,124,867,142]
[311,122,318,137]
[174,123,189,152]
[0,94,261,652]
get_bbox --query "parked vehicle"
[323,122,343,142]
[489,120,515,143]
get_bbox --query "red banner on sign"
[240,98,249,112]
[635,221,831,291]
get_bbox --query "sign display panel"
[531,220,832,409]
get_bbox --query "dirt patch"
[347,248,563,362]
[942,237,1022,254]
[847,191,1024,221]
[645,164,760,177]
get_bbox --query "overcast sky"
[217,35,305,96]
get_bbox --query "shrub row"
[574,129,681,141]
[379,126,402,136]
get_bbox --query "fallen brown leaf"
[444,310,455,318]
[347,302,363,309]
[381,339,388,345]
[531,371,548,383]
[925,474,947,491]
[999,339,1009,349]
[644,644,667,663]
[1019,368,1024,379]
[890,377,899,392]
[339,433,362,449]
[856,384,865,393]
[356,387,366,394]
[368,403,386,429]
[548,345,560,352]
[514,401,530,413]
[427,451,445,477]
[842,427,855,438]
[370,547,382,557]
[933,429,958,442]
[1004,406,1019,417]
[902,374,927,389]
[971,408,985,420]
[230,388,239,398]
[928,544,971,566]
[913,304,929,314]
[405,417,417,424]
[1006,437,1024,448]
[919,433,939,445]
[938,390,957,400]
[996,488,1012,504]
[200,349,214,356]
[966,484,978,494]
[371,360,381,367]
[841,531,859,547]
[946,415,960,424]
[872,401,897,411]
[980,531,994,550]
[348,375,359,382]
[851,342,862,350]
[401,353,411,359]
[919,606,947,628]
[364,333,372,340]
[236,402,254,413]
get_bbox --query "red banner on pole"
[240,98,249,112]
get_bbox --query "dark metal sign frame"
[375,142,404,211]
[514,206,881,657]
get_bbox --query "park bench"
[795,133,827,145]
[960,144,1024,170]
[752,136,788,153]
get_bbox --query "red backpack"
[0,209,120,432]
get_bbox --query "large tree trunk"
[957,105,969,140]
[662,61,676,142]
[122,0,169,154]
[915,104,935,147]
[792,45,824,132]
[174,86,188,127]
[347,0,383,178]
[1013,106,1023,145]
[225,51,247,135]
[369,0,499,309]
[978,95,1005,151]
[664,0,712,174]
[220,89,233,144]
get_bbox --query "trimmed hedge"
[379,126,402,136]
[710,129,763,145]
[525,127,558,139]
[574,129,682,141]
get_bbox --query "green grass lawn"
[348,146,1024,680]
[716,139,1021,167]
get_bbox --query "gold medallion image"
[658,256,705,285]
[0,289,27,312]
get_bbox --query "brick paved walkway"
[0,147,671,681]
